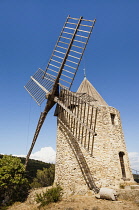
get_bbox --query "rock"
[124,186,131,190]
[95,194,100,199]
[99,188,117,201]
[130,185,139,189]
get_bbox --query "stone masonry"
[55,78,134,195]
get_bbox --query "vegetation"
[35,185,63,207]
[30,164,55,188]
[0,154,54,184]
[0,154,55,208]
[0,155,29,207]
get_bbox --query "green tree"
[31,164,55,188]
[0,155,29,206]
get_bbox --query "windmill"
[24,16,100,193]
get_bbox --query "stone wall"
[55,104,134,195]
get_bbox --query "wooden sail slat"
[80,23,92,27]
[62,68,75,75]
[64,26,76,30]
[63,31,74,35]
[77,29,91,33]
[72,44,84,49]
[50,59,62,64]
[61,73,73,80]
[68,54,80,60]
[75,34,88,39]
[49,63,59,69]
[54,96,96,136]
[59,78,71,84]
[70,49,82,54]
[57,45,68,50]
[54,50,65,55]
[66,21,77,25]
[74,39,86,44]
[64,64,76,69]
[53,54,63,60]
[66,59,78,65]
[60,36,72,40]
[47,67,58,74]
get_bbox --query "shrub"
[0,155,29,206]
[30,165,55,188]
[35,185,63,207]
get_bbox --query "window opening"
[110,113,115,125]
[119,152,126,178]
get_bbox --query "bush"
[30,165,55,188]
[0,155,29,206]
[35,185,63,207]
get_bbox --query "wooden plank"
[64,64,76,69]
[91,108,98,156]
[54,96,96,136]
[87,106,93,151]
[30,76,50,94]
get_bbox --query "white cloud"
[30,147,56,163]
[14,147,56,163]
[128,152,139,172]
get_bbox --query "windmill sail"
[24,15,96,168]
[57,85,98,156]
[24,16,96,105]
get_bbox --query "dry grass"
[7,186,139,210]
[8,193,139,210]
[7,202,38,210]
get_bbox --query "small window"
[119,152,126,178]
[110,113,115,125]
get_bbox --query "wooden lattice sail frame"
[24,15,99,192]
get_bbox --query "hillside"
[0,154,54,183]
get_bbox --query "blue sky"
[0,1,139,170]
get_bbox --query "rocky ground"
[8,188,139,210]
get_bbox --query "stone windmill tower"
[24,15,134,195]
[55,77,134,195]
